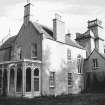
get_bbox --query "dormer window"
[31,43,37,60]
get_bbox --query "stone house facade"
[0,3,86,97]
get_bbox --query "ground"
[0,93,105,105]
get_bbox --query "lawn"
[0,93,105,105]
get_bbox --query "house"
[76,19,105,92]
[0,2,86,97]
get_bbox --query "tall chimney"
[24,3,32,25]
[65,33,71,42]
[53,13,65,42]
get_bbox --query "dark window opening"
[9,68,15,93]
[93,59,98,68]
[16,68,22,92]
[34,78,39,91]
[34,68,39,76]
[3,69,7,96]
[26,68,31,92]
[68,73,72,86]
[0,69,2,88]
[34,68,39,91]
[31,43,37,59]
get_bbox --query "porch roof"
[0,59,42,65]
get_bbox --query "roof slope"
[76,30,91,40]
[0,21,84,50]
[31,21,84,49]
[31,22,54,39]
[0,35,17,50]
[86,49,105,60]
[65,38,84,49]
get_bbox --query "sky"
[0,0,105,43]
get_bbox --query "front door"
[33,68,40,96]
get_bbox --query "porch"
[0,59,41,98]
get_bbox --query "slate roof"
[0,35,17,50]
[85,49,105,60]
[76,29,104,42]
[31,22,54,39]
[65,38,84,49]
[76,30,91,40]
[0,21,84,50]
[32,22,84,49]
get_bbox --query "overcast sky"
[0,0,105,42]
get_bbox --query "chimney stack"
[65,33,71,42]
[24,3,33,25]
[53,13,65,42]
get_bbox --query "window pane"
[16,68,22,92]
[3,69,7,96]
[0,69,2,88]
[67,49,71,61]
[9,68,15,93]
[93,59,98,68]
[49,72,55,87]
[77,58,81,73]
[0,65,2,68]
[26,68,31,92]
[34,68,39,76]
[68,73,72,85]
[31,43,37,59]
[34,78,39,91]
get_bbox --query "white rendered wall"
[42,38,86,96]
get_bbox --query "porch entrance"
[0,59,41,97]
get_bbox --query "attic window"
[31,43,37,60]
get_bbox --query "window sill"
[49,86,55,88]
[68,85,73,88]
[77,73,84,75]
